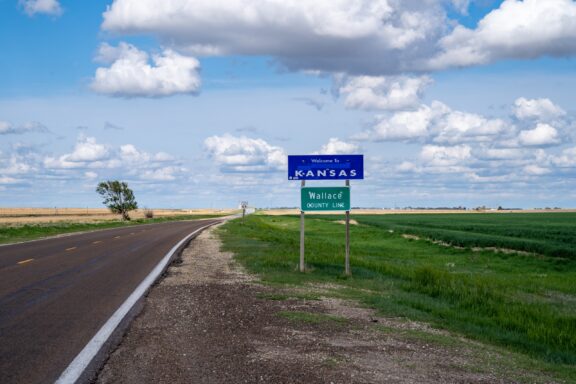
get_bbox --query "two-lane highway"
[0,219,221,384]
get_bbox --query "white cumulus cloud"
[204,135,286,173]
[99,0,576,76]
[360,104,437,141]
[43,136,184,185]
[140,166,184,181]
[317,138,360,155]
[518,123,560,147]
[101,0,447,75]
[421,144,472,167]
[551,147,576,167]
[429,0,576,69]
[44,136,110,169]
[67,137,109,162]
[336,75,432,111]
[431,107,507,145]
[396,161,418,173]
[1,153,35,176]
[354,101,508,143]
[91,42,201,97]
[513,97,566,121]
[19,0,62,16]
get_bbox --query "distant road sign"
[301,187,350,211]
[288,155,364,180]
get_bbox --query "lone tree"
[96,180,138,220]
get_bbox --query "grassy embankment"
[219,213,576,381]
[0,214,229,245]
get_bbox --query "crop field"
[347,212,576,259]
[219,212,576,381]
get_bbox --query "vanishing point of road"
[0,219,221,384]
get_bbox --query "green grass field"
[219,213,576,381]
[0,214,226,245]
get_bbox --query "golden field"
[0,208,236,224]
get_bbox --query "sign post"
[345,180,350,276]
[289,155,363,275]
[300,181,305,272]
[240,201,248,224]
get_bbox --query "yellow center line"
[92,240,102,244]
[66,247,77,251]
[18,258,34,265]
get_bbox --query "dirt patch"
[470,246,534,256]
[401,234,539,256]
[95,226,553,384]
[335,219,359,225]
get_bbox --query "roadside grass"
[276,310,349,325]
[219,214,576,382]
[375,325,465,348]
[0,214,227,245]
[256,292,322,301]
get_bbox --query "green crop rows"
[348,212,576,259]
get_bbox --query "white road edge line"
[54,222,218,384]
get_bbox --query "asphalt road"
[0,219,221,384]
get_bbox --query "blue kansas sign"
[288,155,364,180]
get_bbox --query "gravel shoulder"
[95,225,557,384]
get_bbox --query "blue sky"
[1,0,575,209]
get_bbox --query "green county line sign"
[301,187,350,211]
